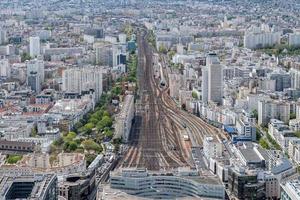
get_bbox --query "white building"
[281,178,300,200]
[289,33,300,47]
[203,136,223,159]
[202,53,223,105]
[236,118,256,141]
[29,36,41,57]
[258,100,290,126]
[0,29,7,45]
[26,59,45,92]
[118,33,127,44]
[0,59,10,78]
[244,25,281,49]
[62,66,103,100]
[114,95,134,143]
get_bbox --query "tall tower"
[29,36,40,58]
[207,53,223,105]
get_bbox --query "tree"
[101,116,113,128]
[6,155,23,164]
[68,141,78,151]
[82,139,102,153]
[192,91,198,99]
[290,113,296,120]
[158,45,167,54]
[251,109,258,120]
[104,129,113,139]
[63,132,76,143]
[259,138,270,149]
[21,52,31,62]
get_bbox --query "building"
[26,59,45,84]
[110,168,225,199]
[202,53,223,104]
[244,25,281,49]
[290,67,300,89]
[258,100,290,126]
[114,95,134,143]
[29,36,41,57]
[0,29,7,45]
[19,153,86,175]
[228,167,265,199]
[269,72,291,92]
[281,177,300,200]
[235,118,256,141]
[203,136,223,159]
[289,33,300,47]
[0,173,57,200]
[95,43,113,67]
[58,170,97,200]
[27,71,41,93]
[62,66,103,100]
[0,140,35,153]
[0,59,10,78]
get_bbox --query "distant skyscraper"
[95,43,113,67]
[203,53,223,104]
[0,59,11,78]
[0,29,7,45]
[29,36,41,57]
[26,59,44,93]
[27,71,41,93]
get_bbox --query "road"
[118,29,225,171]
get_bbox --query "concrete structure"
[26,59,45,85]
[19,153,86,175]
[244,25,281,49]
[29,36,41,57]
[0,59,10,78]
[0,173,57,200]
[110,168,225,199]
[289,33,300,47]
[281,178,300,200]
[62,66,103,100]
[95,43,113,67]
[258,100,290,126]
[114,95,134,142]
[203,136,223,159]
[202,53,223,104]
[236,118,256,141]
[58,170,97,200]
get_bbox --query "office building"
[58,170,97,200]
[202,53,223,104]
[269,72,291,92]
[29,36,41,57]
[0,29,7,45]
[110,168,225,199]
[228,167,265,199]
[95,43,113,67]
[27,71,41,93]
[0,173,57,200]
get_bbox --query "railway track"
[118,29,225,170]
